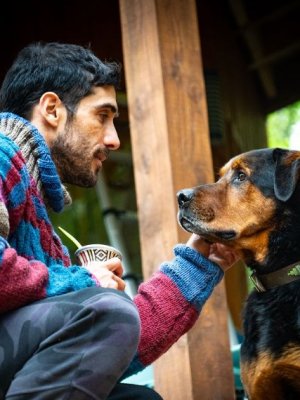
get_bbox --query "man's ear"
[38,92,64,128]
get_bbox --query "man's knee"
[86,289,140,349]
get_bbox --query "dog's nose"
[177,189,194,207]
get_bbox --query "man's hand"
[186,234,240,272]
[84,257,126,291]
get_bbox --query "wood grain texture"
[120,0,235,398]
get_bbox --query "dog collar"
[251,261,300,292]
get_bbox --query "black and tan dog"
[177,148,300,400]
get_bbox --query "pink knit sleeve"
[134,272,198,366]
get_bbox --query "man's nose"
[103,124,120,150]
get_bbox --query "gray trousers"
[0,287,140,400]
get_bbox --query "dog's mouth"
[177,189,237,242]
[178,213,237,242]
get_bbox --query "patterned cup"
[75,244,122,267]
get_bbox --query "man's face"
[50,85,120,187]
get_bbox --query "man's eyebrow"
[96,103,119,116]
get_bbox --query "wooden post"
[119,0,235,399]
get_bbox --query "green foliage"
[266,100,300,148]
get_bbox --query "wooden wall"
[198,0,268,163]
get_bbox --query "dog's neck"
[244,209,300,273]
[243,211,300,291]
[249,260,300,292]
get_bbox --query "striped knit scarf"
[0,112,72,214]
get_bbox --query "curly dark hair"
[0,42,121,119]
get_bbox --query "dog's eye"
[234,171,247,182]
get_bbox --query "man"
[0,42,238,400]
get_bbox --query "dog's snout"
[177,189,194,208]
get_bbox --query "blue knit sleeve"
[46,264,97,296]
[160,244,224,311]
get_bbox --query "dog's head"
[177,148,300,266]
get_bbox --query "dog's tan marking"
[190,155,277,263]
[284,151,300,164]
[242,346,300,399]
[220,157,251,178]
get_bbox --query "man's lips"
[95,156,105,164]
[94,148,110,162]
[95,154,107,163]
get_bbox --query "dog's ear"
[273,148,300,201]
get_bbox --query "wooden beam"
[239,0,300,32]
[229,0,277,99]
[119,1,235,399]
[249,41,300,70]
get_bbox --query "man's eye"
[234,171,247,182]
[99,113,109,122]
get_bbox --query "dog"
[177,148,300,400]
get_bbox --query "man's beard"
[50,130,107,188]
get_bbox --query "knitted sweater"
[0,112,224,376]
